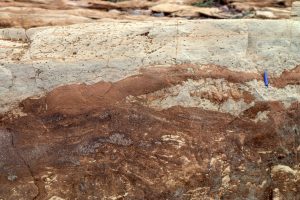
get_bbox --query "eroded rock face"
[0,0,294,28]
[0,20,300,199]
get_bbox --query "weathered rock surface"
[0,0,295,28]
[0,19,300,199]
[228,0,293,9]
[292,1,300,19]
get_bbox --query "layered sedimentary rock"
[227,0,293,8]
[0,0,295,28]
[0,19,300,199]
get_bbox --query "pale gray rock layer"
[0,19,300,114]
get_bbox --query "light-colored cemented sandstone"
[1,19,300,114]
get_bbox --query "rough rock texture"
[0,0,295,28]
[0,19,300,199]
[228,0,293,9]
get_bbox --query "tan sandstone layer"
[0,0,295,28]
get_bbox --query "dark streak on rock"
[10,131,41,200]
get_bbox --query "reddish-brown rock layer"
[0,65,299,199]
[272,65,300,88]
[19,64,261,115]
[17,64,300,116]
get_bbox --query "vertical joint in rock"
[291,1,300,20]
[10,132,41,200]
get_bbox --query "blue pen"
[264,70,269,87]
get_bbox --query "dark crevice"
[10,132,42,200]
[140,31,149,37]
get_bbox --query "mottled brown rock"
[1,64,300,199]
[272,65,300,88]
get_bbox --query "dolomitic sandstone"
[0,19,300,199]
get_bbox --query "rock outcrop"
[0,0,295,28]
[0,19,300,199]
